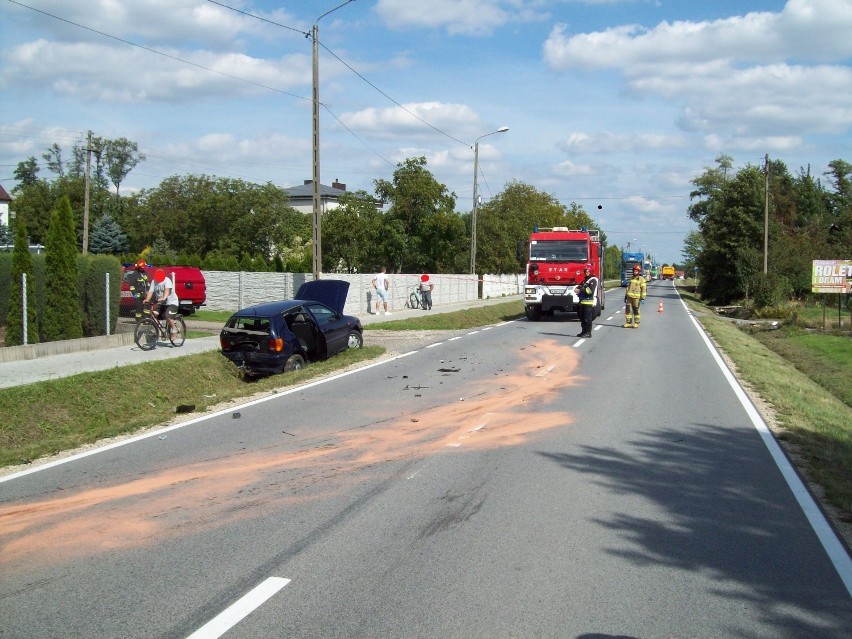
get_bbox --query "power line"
[205,0,307,36]
[318,42,469,147]
[209,0,469,147]
[7,0,312,102]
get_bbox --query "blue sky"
[2,0,850,264]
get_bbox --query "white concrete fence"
[202,271,525,315]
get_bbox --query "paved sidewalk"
[0,296,522,389]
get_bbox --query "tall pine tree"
[5,218,39,345]
[43,196,83,341]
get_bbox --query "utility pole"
[311,23,321,280]
[764,153,769,274]
[310,1,355,281]
[83,129,92,254]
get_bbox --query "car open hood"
[295,280,350,314]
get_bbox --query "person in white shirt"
[145,269,179,337]
[372,266,391,315]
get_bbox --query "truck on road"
[523,227,605,321]
[621,252,645,286]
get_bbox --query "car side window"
[305,303,336,325]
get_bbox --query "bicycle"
[407,286,422,309]
[134,301,187,350]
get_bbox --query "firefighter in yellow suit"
[624,264,647,328]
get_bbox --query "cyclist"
[144,269,179,339]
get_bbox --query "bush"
[749,272,792,309]
[79,255,122,337]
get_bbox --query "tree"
[89,214,129,254]
[42,196,83,341]
[67,139,87,179]
[680,229,703,272]
[42,143,65,177]
[373,156,457,272]
[0,223,11,245]
[603,244,621,280]
[475,181,603,274]
[103,137,146,198]
[5,218,39,345]
[13,157,40,190]
[690,162,766,304]
[9,179,53,243]
[322,191,383,273]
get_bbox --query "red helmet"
[633,264,642,273]
[584,263,592,270]
[136,259,146,269]
[153,269,166,283]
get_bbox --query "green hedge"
[0,253,122,342]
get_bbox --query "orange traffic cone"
[658,302,664,314]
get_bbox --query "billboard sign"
[811,260,852,294]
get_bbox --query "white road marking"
[185,577,290,639]
[448,336,463,341]
[426,342,443,348]
[678,287,852,597]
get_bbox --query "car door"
[304,302,349,358]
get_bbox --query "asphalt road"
[1,282,850,638]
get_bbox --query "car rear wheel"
[285,354,305,372]
[347,331,364,349]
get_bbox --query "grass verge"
[0,346,382,469]
[0,301,526,470]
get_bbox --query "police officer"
[126,260,150,322]
[624,263,647,328]
[574,263,598,338]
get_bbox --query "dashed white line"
[186,577,290,639]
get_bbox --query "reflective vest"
[626,275,646,299]
[578,276,598,306]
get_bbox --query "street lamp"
[311,1,356,280]
[471,126,509,275]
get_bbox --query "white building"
[0,184,11,227]
[284,179,382,214]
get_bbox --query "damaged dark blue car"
[219,280,363,378]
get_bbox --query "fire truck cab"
[523,227,605,321]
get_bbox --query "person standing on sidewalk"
[372,266,391,315]
[419,274,434,310]
[574,264,598,338]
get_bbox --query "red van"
[120,265,207,315]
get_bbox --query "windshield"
[529,240,588,262]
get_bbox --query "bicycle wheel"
[169,316,187,347]
[409,291,420,309]
[134,318,160,351]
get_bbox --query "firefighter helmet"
[136,259,146,269]
[633,264,641,273]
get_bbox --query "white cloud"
[543,0,852,70]
[8,0,294,49]
[339,102,480,139]
[542,1,852,139]
[553,159,594,176]
[560,131,690,154]
[0,39,312,102]
[373,0,547,36]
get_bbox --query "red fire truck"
[523,227,606,321]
